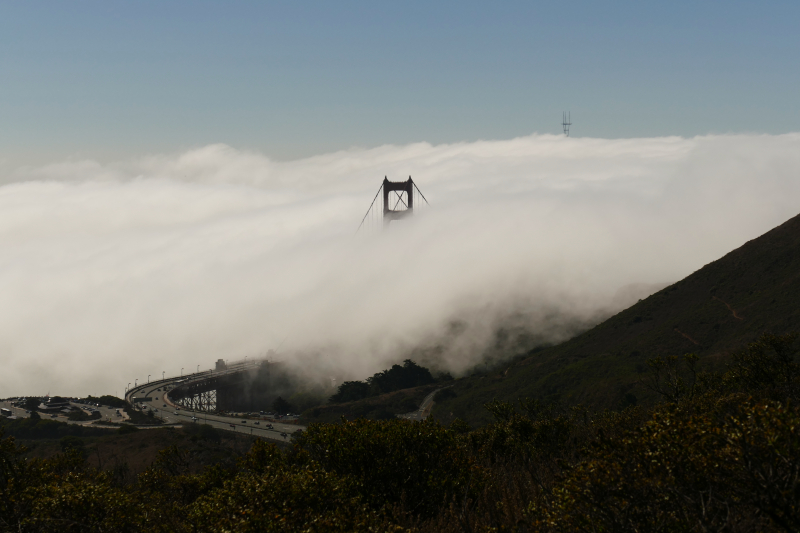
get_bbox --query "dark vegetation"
[1,333,799,531]
[66,409,100,422]
[22,398,41,412]
[6,422,253,484]
[271,396,293,415]
[0,417,109,441]
[122,405,164,426]
[303,383,441,424]
[298,358,447,423]
[328,359,444,403]
[80,395,126,408]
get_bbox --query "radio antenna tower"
[562,111,572,136]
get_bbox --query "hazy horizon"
[2,2,799,164]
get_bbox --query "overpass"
[124,357,304,441]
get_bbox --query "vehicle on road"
[241,420,246,423]
[0,408,11,417]
[163,404,166,407]
[280,432,288,438]
[266,424,273,429]
[191,416,198,421]
[229,424,236,429]
[254,421,259,425]
[174,411,178,415]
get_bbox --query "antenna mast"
[562,111,572,136]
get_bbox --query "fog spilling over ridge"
[2,133,800,397]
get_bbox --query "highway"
[2,372,306,444]
[127,379,304,443]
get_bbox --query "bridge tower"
[383,177,414,225]
[358,176,429,233]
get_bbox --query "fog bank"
[2,133,800,397]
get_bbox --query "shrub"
[291,417,482,517]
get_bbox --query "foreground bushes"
[1,334,799,532]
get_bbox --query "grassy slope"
[434,211,800,427]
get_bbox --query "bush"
[117,424,139,435]
[68,410,101,421]
[82,395,126,408]
[197,424,221,443]
[291,417,482,517]
[398,397,418,412]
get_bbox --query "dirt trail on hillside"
[713,296,744,320]
[674,328,700,346]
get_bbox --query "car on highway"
[254,421,259,425]
[241,420,247,423]
[266,424,273,429]
[174,411,178,415]
[280,432,288,438]
[191,416,198,421]
[163,404,166,407]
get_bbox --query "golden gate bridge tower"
[358,176,429,233]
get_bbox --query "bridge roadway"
[126,371,304,443]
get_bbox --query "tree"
[368,359,434,394]
[272,397,293,415]
[328,381,371,403]
[23,397,40,411]
[642,353,700,403]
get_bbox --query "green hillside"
[435,211,800,426]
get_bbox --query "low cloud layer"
[2,133,800,397]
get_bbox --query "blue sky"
[1,1,798,163]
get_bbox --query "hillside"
[434,210,800,426]
[301,383,440,424]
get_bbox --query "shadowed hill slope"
[434,211,800,426]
